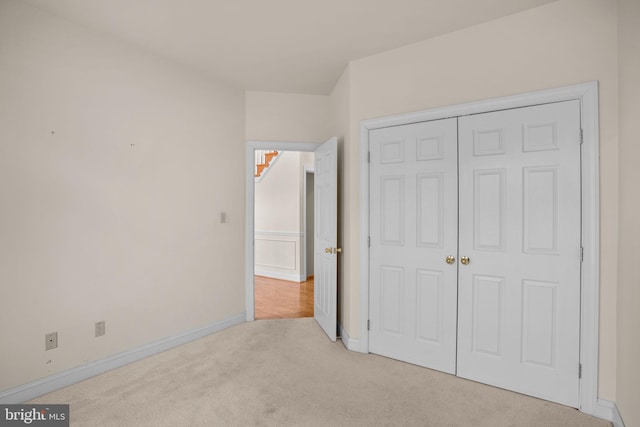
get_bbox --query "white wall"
[342,0,618,400]
[0,0,245,392]
[255,152,301,233]
[616,0,640,424]
[245,92,332,142]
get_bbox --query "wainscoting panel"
[255,231,305,282]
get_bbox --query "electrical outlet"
[45,332,58,351]
[95,321,105,337]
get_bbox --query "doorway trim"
[358,82,601,416]
[245,140,321,321]
[302,167,315,280]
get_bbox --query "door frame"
[302,167,315,280]
[358,82,601,416]
[245,140,321,321]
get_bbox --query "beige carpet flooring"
[29,318,611,426]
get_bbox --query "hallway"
[254,276,314,319]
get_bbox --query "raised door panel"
[523,167,559,254]
[416,269,443,343]
[521,280,558,368]
[417,173,444,248]
[380,266,404,334]
[473,169,506,251]
[380,176,405,245]
[472,275,505,358]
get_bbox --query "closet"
[368,100,582,407]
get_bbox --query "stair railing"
[255,150,279,178]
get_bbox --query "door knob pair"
[324,247,342,254]
[445,256,470,265]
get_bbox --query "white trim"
[576,82,601,418]
[338,323,361,352]
[302,167,315,280]
[594,399,626,427]
[255,231,304,237]
[254,269,305,282]
[0,313,245,404]
[592,399,613,422]
[358,82,600,416]
[246,141,321,321]
[612,402,626,427]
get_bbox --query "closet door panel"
[369,118,458,374]
[457,100,582,407]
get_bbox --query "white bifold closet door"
[369,118,459,374]
[456,100,582,407]
[368,100,582,407]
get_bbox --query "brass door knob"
[461,256,470,265]
[325,247,343,254]
[445,255,456,264]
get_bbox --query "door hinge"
[368,236,371,247]
[368,151,371,163]
[579,363,582,379]
[580,246,584,262]
[579,129,584,145]
[367,320,370,331]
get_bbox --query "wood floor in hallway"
[254,275,314,319]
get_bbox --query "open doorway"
[246,138,338,341]
[253,149,315,319]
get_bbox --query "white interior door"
[314,137,338,341]
[369,119,458,373]
[456,100,582,407]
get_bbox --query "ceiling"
[25,0,557,95]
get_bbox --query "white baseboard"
[0,312,246,404]
[338,323,361,352]
[594,399,625,427]
[611,402,625,427]
[592,399,614,421]
[255,269,304,282]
